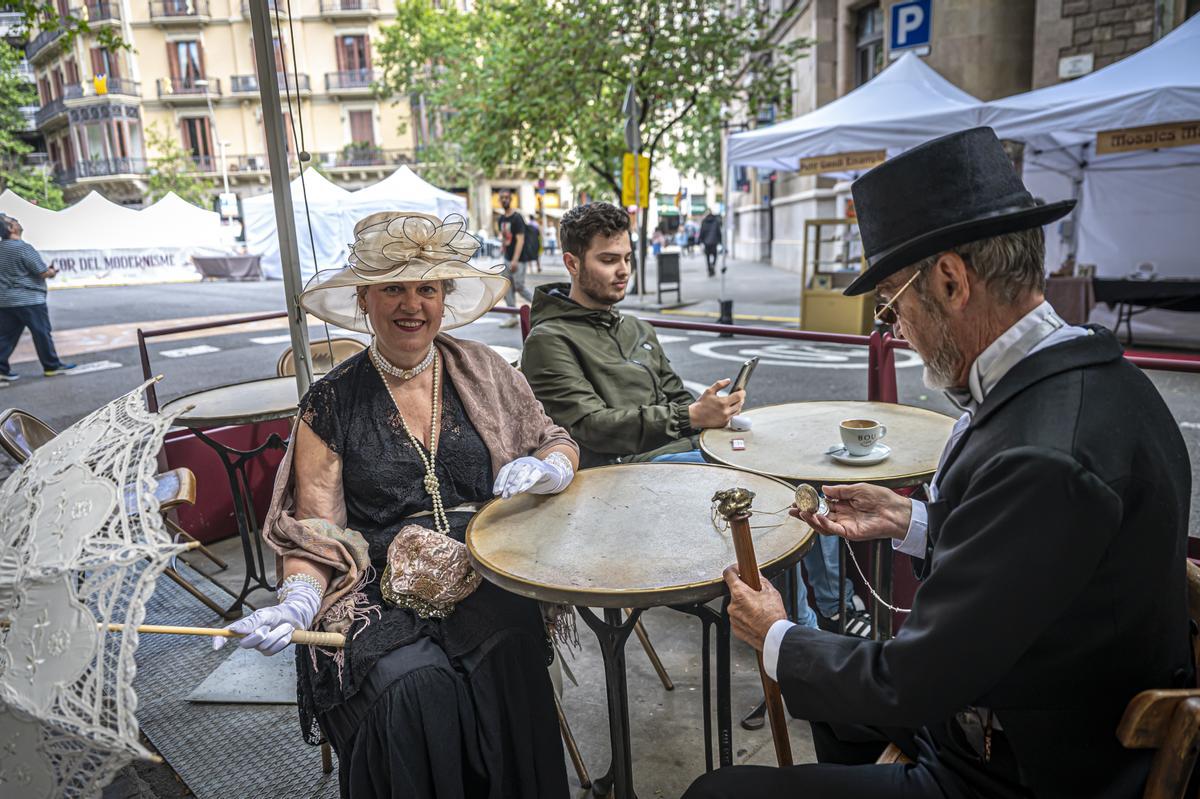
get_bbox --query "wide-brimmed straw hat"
[300,212,509,333]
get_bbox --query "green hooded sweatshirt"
[521,282,698,468]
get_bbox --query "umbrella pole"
[103,624,346,648]
[728,511,794,767]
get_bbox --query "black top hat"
[843,127,1075,297]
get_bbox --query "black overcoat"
[777,328,1193,797]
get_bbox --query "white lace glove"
[728,414,753,432]
[493,452,574,499]
[213,580,321,656]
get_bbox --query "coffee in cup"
[839,419,887,457]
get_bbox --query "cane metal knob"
[712,487,755,520]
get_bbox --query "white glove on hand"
[214,580,321,656]
[728,414,753,432]
[492,453,574,499]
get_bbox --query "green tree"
[10,0,126,52]
[378,0,808,269]
[0,40,64,208]
[144,123,216,207]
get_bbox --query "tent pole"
[248,0,313,397]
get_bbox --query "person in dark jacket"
[521,201,743,467]
[686,128,1193,798]
[699,210,722,277]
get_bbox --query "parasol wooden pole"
[728,510,793,767]
[104,624,346,648]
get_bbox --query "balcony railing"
[80,1,121,22]
[148,0,209,20]
[55,157,148,185]
[27,26,66,60]
[314,148,413,168]
[318,0,379,14]
[157,76,221,99]
[19,106,38,131]
[63,77,141,99]
[229,73,310,94]
[16,60,34,83]
[324,69,379,92]
[35,98,66,128]
[240,0,282,16]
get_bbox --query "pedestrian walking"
[700,209,723,277]
[495,189,533,327]
[526,216,543,274]
[0,216,76,381]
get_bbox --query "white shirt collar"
[945,301,1071,413]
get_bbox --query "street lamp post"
[219,140,230,194]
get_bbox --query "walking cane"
[713,488,793,767]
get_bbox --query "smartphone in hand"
[730,356,759,394]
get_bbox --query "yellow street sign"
[621,153,650,208]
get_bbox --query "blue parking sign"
[890,0,931,52]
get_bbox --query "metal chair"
[276,337,366,378]
[0,408,232,617]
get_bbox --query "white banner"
[44,248,203,287]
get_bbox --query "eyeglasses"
[874,267,924,325]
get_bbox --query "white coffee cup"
[839,418,887,457]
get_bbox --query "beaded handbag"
[380,524,481,618]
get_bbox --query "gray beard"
[918,299,964,390]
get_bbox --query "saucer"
[825,442,891,466]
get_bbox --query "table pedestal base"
[190,427,286,616]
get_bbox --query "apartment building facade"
[729,0,1197,272]
[26,0,416,205]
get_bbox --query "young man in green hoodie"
[521,201,743,468]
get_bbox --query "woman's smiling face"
[362,281,445,363]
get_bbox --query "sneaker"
[499,317,519,328]
[817,608,873,638]
[43,363,77,376]
[0,372,18,383]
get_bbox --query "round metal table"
[701,400,956,639]
[700,400,955,488]
[468,463,813,798]
[488,344,522,366]
[162,376,301,615]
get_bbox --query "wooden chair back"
[1115,560,1200,799]
[276,337,366,378]
[0,408,58,464]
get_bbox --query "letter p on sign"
[890,0,931,51]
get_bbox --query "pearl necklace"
[370,340,435,381]
[373,348,449,536]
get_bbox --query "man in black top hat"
[684,127,1193,797]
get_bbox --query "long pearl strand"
[373,348,449,536]
[370,340,435,381]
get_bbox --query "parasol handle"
[728,511,794,768]
[104,624,346,648]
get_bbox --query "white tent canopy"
[984,15,1200,277]
[727,53,983,172]
[243,165,467,281]
[348,165,466,219]
[0,189,226,285]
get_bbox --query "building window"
[855,3,884,87]
[348,109,374,145]
[180,116,214,168]
[336,34,371,74]
[64,58,79,86]
[168,40,204,88]
[90,47,122,79]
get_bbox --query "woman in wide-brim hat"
[222,211,578,798]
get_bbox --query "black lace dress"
[295,351,567,799]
